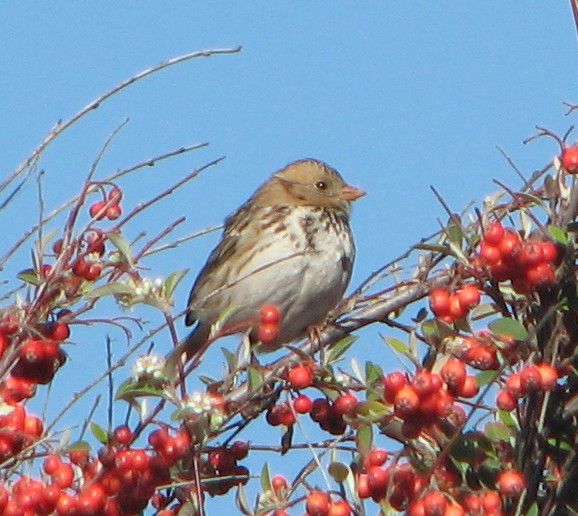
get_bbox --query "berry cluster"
[357,461,426,510]
[429,284,480,323]
[258,304,282,345]
[265,392,358,436]
[496,362,559,411]
[0,404,43,461]
[305,489,352,516]
[477,221,559,293]
[89,186,123,221]
[382,364,478,439]
[0,320,70,405]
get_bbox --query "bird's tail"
[164,325,211,379]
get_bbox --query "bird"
[167,158,364,368]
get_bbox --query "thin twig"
[3,47,242,195]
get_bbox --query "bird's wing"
[185,203,254,326]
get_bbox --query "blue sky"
[1,3,578,513]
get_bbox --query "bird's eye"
[315,181,328,191]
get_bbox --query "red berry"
[462,343,498,370]
[84,262,103,281]
[411,369,437,397]
[23,414,44,438]
[259,304,282,325]
[441,358,467,392]
[422,490,448,515]
[537,363,558,391]
[287,363,314,389]
[230,440,249,460]
[429,288,451,316]
[479,242,502,264]
[394,385,420,416]
[258,322,279,345]
[456,285,480,310]
[108,186,123,203]
[517,240,544,267]
[89,201,107,220]
[48,322,70,342]
[334,393,358,415]
[43,454,62,475]
[72,258,90,277]
[505,372,523,398]
[294,394,313,414]
[483,221,505,245]
[106,204,122,220]
[520,364,542,393]
[481,490,503,512]
[271,475,288,494]
[525,262,556,288]
[497,469,526,497]
[444,503,465,516]
[52,238,64,254]
[367,465,389,493]
[458,376,479,398]
[328,500,351,516]
[52,463,75,488]
[561,146,578,173]
[496,389,517,411]
[305,490,331,516]
[498,229,522,260]
[448,293,468,320]
[366,448,388,467]
[112,425,133,445]
[356,473,371,499]
[310,398,331,423]
[540,240,560,264]
[382,371,408,403]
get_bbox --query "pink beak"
[341,183,366,201]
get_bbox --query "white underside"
[196,206,354,343]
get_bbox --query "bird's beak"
[341,183,366,201]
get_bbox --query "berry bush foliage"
[2,54,578,516]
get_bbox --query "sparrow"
[168,158,364,367]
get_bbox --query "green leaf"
[446,216,464,247]
[476,370,498,386]
[360,400,390,420]
[356,424,373,457]
[421,318,454,340]
[260,463,272,492]
[526,503,539,516]
[90,423,108,444]
[413,243,452,255]
[326,335,356,364]
[210,306,239,338]
[17,268,41,286]
[247,366,264,391]
[107,231,133,266]
[488,317,528,341]
[547,437,572,452]
[484,422,514,441]
[328,462,350,483]
[498,409,519,430]
[222,347,237,373]
[62,440,92,453]
[365,361,384,387]
[547,225,569,245]
[469,303,498,321]
[164,269,189,298]
[385,337,409,354]
[235,484,251,515]
[85,282,134,299]
[115,378,165,401]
